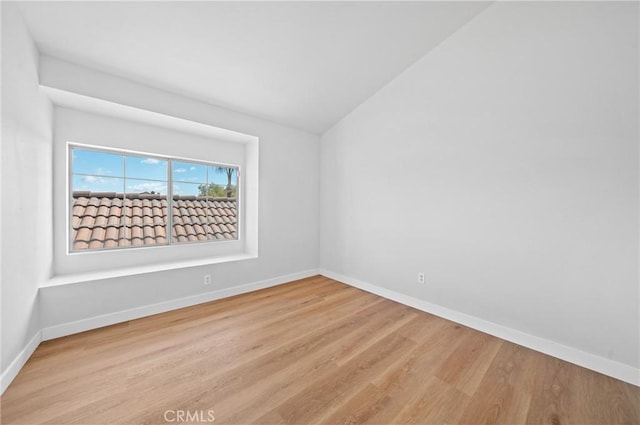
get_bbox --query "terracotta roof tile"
[89,228,106,249]
[71,192,237,250]
[143,226,155,244]
[75,227,92,249]
[174,224,187,238]
[72,215,81,228]
[105,226,119,242]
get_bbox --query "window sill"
[41,253,257,288]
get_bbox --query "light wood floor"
[2,276,638,424]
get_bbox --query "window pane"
[125,178,168,196]
[125,155,167,181]
[72,175,124,193]
[208,165,237,198]
[72,149,123,177]
[172,161,207,184]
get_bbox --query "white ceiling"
[19,2,490,134]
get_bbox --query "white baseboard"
[1,330,42,395]
[41,269,319,341]
[319,268,640,387]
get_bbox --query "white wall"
[1,3,52,371]
[320,1,639,372]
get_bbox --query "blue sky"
[72,149,237,196]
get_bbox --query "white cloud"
[77,175,120,192]
[82,175,107,184]
[126,181,167,193]
[95,167,112,175]
[141,158,160,164]
[175,168,187,173]
[190,166,196,171]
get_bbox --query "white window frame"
[68,143,241,253]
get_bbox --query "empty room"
[1,1,638,424]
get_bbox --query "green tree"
[216,167,235,198]
[198,182,236,198]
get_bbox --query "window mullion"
[167,160,173,246]
[122,155,128,246]
[205,165,210,240]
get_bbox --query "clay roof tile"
[71,192,237,249]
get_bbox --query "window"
[70,145,239,252]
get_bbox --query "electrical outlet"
[418,272,425,284]
[204,274,212,285]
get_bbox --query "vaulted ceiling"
[18,2,490,134]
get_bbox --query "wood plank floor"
[2,276,638,424]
